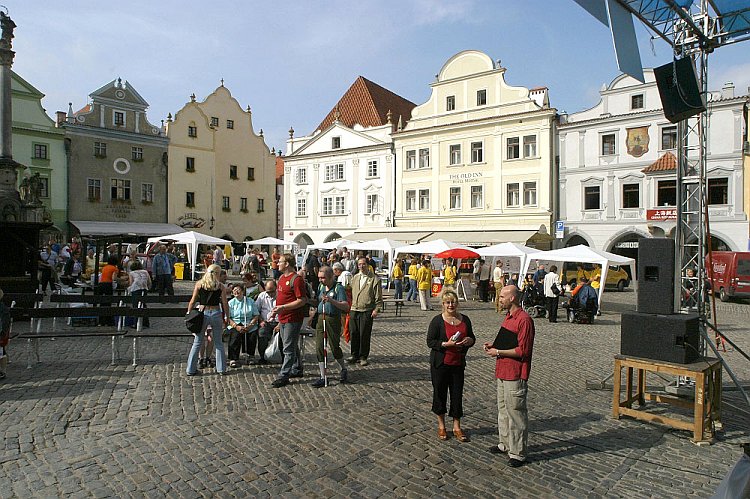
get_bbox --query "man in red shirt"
[483,285,535,467]
[270,253,307,388]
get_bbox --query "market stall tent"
[519,244,636,307]
[147,231,233,280]
[347,238,405,276]
[475,242,542,276]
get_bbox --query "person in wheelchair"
[563,276,598,323]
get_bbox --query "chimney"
[721,81,734,99]
[55,111,66,126]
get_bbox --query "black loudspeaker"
[637,238,675,315]
[654,58,707,124]
[621,311,700,364]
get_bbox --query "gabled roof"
[642,151,677,173]
[90,78,149,108]
[315,76,415,132]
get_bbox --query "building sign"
[626,126,650,158]
[647,208,677,221]
[448,172,483,183]
[615,241,639,249]
[109,203,135,219]
[178,212,206,228]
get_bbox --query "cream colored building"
[166,84,277,242]
[393,50,556,247]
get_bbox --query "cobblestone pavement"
[1,284,749,497]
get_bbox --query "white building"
[558,70,748,262]
[283,77,415,246]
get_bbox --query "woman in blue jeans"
[186,264,231,375]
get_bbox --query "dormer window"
[211,117,219,127]
[332,136,341,149]
[631,94,644,110]
[114,111,125,126]
[188,125,197,138]
[446,95,456,111]
[477,89,487,106]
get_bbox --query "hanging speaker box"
[654,58,707,124]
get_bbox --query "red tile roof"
[315,76,416,133]
[642,151,677,173]
[74,104,91,116]
[275,155,284,184]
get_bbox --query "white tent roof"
[314,239,360,250]
[347,238,404,253]
[520,245,636,306]
[147,231,233,280]
[475,242,541,258]
[243,237,297,247]
[394,239,474,257]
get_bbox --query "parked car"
[563,262,630,291]
[705,251,750,302]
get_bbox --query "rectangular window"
[708,178,728,205]
[211,117,219,127]
[601,133,616,155]
[449,144,461,165]
[523,135,537,158]
[88,179,101,201]
[110,179,131,201]
[296,167,307,184]
[523,182,537,206]
[450,186,461,210]
[470,185,483,209]
[419,148,430,168]
[141,183,153,203]
[419,189,430,211]
[331,136,341,149]
[188,126,197,138]
[114,111,125,126]
[334,196,344,215]
[367,160,378,177]
[406,150,416,170]
[322,196,344,215]
[325,163,344,181]
[471,141,483,163]
[230,165,238,179]
[322,197,333,216]
[296,198,306,217]
[366,194,378,214]
[657,180,676,206]
[258,198,265,212]
[222,196,230,210]
[131,147,143,161]
[94,142,107,157]
[38,177,49,198]
[186,191,195,207]
[406,190,416,211]
[584,185,601,210]
[477,89,487,106]
[240,197,248,211]
[631,94,644,110]
[226,119,234,129]
[186,157,195,172]
[446,95,455,111]
[247,167,255,180]
[507,183,520,207]
[34,144,48,159]
[622,183,640,208]
[661,126,677,150]
[507,137,519,159]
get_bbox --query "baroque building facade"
[63,78,168,226]
[12,71,66,235]
[558,70,749,262]
[392,50,556,247]
[166,84,276,241]
[283,76,415,246]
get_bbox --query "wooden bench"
[382,298,405,317]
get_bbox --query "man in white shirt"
[543,265,561,323]
[254,279,278,364]
[492,261,505,312]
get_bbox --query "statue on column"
[27,172,42,205]
[19,175,29,202]
[0,12,15,51]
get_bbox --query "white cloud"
[410,0,478,26]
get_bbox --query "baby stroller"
[521,285,547,318]
[563,294,597,324]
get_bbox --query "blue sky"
[8,0,750,152]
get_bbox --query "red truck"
[705,251,750,302]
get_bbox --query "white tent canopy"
[300,239,360,271]
[347,238,405,276]
[243,237,297,247]
[394,239,475,257]
[475,242,542,275]
[520,244,636,307]
[147,231,233,280]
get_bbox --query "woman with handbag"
[426,289,476,442]
[186,264,230,376]
[226,284,260,368]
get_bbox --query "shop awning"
[423,230,540,246]
[70,221,184,238]
[348,231,433,244]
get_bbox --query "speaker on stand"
[636,237,675,315]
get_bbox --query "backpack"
[289,274,318,308]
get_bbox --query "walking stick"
[322,306,328,387]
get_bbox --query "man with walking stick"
[312,266,350,387]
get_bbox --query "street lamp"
[209,216,215,230]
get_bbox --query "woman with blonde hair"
[186,264,230,376]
